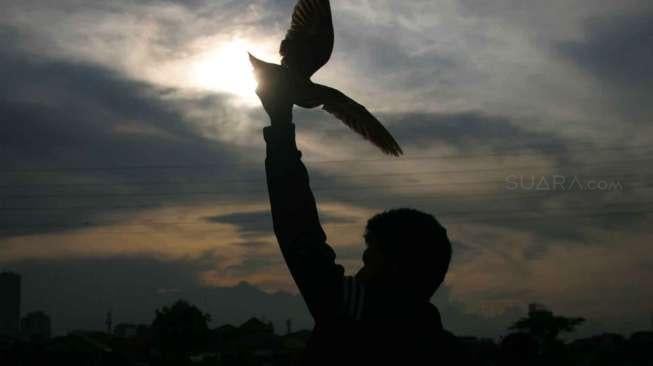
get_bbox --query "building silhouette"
[106,310,112,335]
[0,271,21,338]
[21,311,51,341]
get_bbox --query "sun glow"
[191,39,274,105]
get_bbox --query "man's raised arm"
[263,113,346,323]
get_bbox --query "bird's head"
[248,53,282,82]
[248,53,292,100]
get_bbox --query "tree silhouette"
[151,300,211,364]
[509,304,585,343]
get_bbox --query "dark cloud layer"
[558,13,653,89]
[556,12,653,123]
[384,112,570,154]
[0,29,266,238]
[0,30,231,166]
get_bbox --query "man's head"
[356,208,451,300]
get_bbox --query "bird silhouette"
[249,0,403,156]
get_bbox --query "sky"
[1,0,652,338]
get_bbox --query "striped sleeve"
[342,276,366,320]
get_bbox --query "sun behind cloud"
[190,38,275,105]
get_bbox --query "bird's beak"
[248,52,263,69]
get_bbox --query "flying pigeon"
[249,0,403,156]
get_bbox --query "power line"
[1,209,650,235]
[303,145,653,165]
[1,144,651,174]
[2,175,644,200]
[1,189,649,215]
[1,157,650,190]
[2,202,652,230]
[440,208,653,224]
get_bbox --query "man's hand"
[255,73,293,125]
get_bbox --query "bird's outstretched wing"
[280,0,334,78]
[315,85,403,156]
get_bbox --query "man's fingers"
[254,78,293,119]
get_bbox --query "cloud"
[0,29,271,239]
[557,13,653,89]
[204,208,359,237]
[555,12,653,126]
[0,0,289,96]
[383,111,570,154]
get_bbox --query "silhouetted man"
[256,79,457,365]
